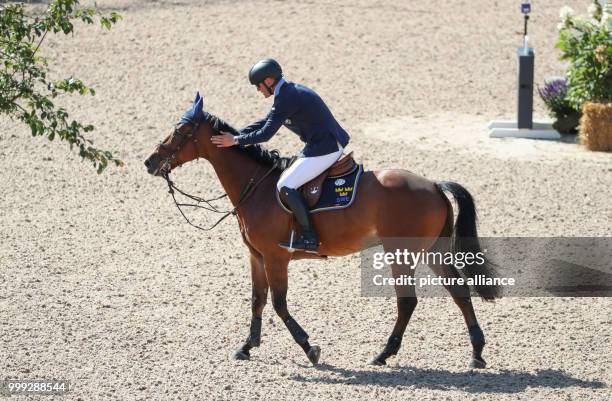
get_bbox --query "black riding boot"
[279,187,319,253]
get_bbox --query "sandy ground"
[1,0,611,400]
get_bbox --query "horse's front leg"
[232,251,268,360]
[265,254,321,365]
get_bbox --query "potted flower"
[556,1,612,150]
[537,77,581,134]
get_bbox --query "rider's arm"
[240,114,269,135]
[234,99,293,146]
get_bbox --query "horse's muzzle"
[144,158,157,175]
[144,156,171,176]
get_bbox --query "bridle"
[156,120,280,231]
[156,121,200,176]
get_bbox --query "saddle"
[300,152,356,207]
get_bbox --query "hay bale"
[579,102,612,151]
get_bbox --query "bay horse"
[144,94,501,368]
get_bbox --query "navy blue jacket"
[234,81,350,157]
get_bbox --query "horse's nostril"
[144,159,150,168]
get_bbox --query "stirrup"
[279,231,319,253]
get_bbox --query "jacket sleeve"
[234,97,293,146]
[239,114,269,135]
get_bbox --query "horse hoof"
[368,357,386,366]
[231,349,250,361]
[307,345,321,365]
[469,357,486,369]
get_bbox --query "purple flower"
[538,78,567,100]
[537,78,578,118]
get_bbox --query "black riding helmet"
[249,59,283,94]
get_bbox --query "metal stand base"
[488,120,561,139]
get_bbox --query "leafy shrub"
[556,1,612,109]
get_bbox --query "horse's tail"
[435,181,502,301]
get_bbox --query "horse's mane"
[204,113,292,171]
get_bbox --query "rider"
[211,58,350,253]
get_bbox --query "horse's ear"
[193,95,204,120]
[193,91,201,104]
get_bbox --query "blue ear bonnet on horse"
[178,92,210,125]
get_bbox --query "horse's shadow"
[290,363,606,394]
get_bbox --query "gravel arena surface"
[1,1,611,400]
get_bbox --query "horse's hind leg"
[369,276,417,365]
[428,235,487,369]
[232,251,268,360]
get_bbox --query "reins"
[162,154,281,232]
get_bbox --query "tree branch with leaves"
[0,0,122,173]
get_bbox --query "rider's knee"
[276,178,296,192]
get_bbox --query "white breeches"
[276,144,344,191]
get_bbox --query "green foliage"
[0,0,122,173]
[556,1,612,109]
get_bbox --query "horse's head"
[145,92,208,176]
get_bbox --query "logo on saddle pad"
[310,186,319,194]
[334,178,346,186]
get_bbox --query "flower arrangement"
[556,1,611,108]
[537,78,580,133]
[541,1,612,146]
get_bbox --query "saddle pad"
[277,164,364,214]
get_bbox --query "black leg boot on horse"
[278,187,319,253]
